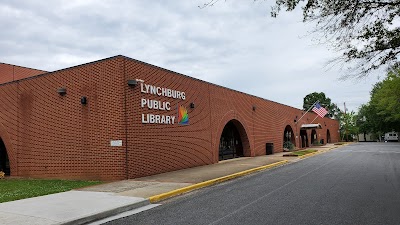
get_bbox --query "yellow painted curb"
[148,160,289,203]
[298,145,343,159]
[298,151,320,159]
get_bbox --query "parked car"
[384,132,399,142]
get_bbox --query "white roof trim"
[300,123,322,129]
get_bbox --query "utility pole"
[343,102,347,141]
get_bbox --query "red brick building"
[0,55,339,180]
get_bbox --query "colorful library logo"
[178,105,189,125]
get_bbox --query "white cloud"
[0,0,382,112]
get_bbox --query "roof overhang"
[300,123,322,130]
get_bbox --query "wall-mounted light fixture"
[190,102,195,109]
[127,80,137,87]
[81,96,87,105]
[252,105,256,111]
[294,115,298,123]
[57,88,67,96]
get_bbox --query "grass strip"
[283,149,317,157]
[334,142,347,145]
[292,149,317,156]
[0,179,101,203]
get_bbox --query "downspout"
[123,59,128,179]
[207,83,213,162]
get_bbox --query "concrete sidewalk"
[0,191,149,225]
[0,144,341,225]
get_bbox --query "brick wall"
[0,56,340,180]
[0,57,127,180]
[123,57,340,179]
[124,58,213,178]
[0,63,46,84]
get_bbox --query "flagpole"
[296,101,319,124]
[310,115,319,123]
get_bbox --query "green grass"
[290,149,317,156]
[0,179,101,203]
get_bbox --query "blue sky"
[0,0,382,112]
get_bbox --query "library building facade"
[0,55,339,180]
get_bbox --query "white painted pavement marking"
[337,150,400,153]
[87,204,161,225]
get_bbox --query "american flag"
[312,103,328,118]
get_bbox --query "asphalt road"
[106,142,400,225]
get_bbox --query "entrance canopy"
[300,123,322,130]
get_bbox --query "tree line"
[304,66,400,141]
[357,67,400,140]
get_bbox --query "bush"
[283,141,295,151]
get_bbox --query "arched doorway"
[219,120,245,161]
[300,129,309,148]
[327,129,331,143]
[311,129,317,145]
[283,125,295,150]
[0,138,10,176]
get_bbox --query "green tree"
[356,103,384,141]
[371,68,400,125]
[340,111,358,141]
[271,0,400,78]
[303,92,341,119]
[328,103,342,120]
[361,67,400,135]
[357,104,372,135]
[355,66,400,141]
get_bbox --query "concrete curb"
[298,144,345,159]
[148,160,289,203]
[61,198,150,225]
[62,145,346,223]
[298,151,321,159]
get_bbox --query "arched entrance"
[219,120,245,161]
[300,129,309,148]
[327,129,331,143]
[283,125,295,150]
[0,138,10,176]
[311,129,317,145]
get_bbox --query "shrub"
[283,141,295,150]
